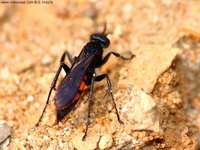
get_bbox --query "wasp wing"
[56,100,78,121]
[54,54,95,109]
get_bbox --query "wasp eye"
[90,34,110,48]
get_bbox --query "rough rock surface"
[71,133,100,150]
[118,45,179,93]
[0,123,11,149]
[0,123,11,143]
[98,134,113,150]
[121,85,162,133]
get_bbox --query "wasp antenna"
[102,23,113,36]
[105,31,112,37]
[102,23,107,35]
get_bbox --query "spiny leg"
[35,52,71,126]
[82,72,96,140]
[95,74,123,124]
[97,51,135,67]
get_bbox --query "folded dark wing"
[54,54,95,109]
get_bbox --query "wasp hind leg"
[95,74,123,124]
[35,52,71,127]
[82,73,96,140]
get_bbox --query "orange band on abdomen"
[79,81,86,91]
[73,93,81,100]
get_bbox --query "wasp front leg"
[97,51,135,67]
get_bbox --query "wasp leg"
[97,51,135,67]
[51,51,73,89]
[62,51,77,65]
[82,72,96,140]
[95,74,123,124]
[35,53,71,127]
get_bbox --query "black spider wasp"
[36,25,134,140]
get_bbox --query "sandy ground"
[0,0,200,149]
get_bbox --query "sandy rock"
[164,127,198,149]
[0,123,11,148]
[182,19,200,38]
[98,134,113,150]
[0,6,5,20]
[0,138,10,149]
[118,45,179,93]
[121,85,162,133]
[0,5,12,20]
[71,133,100,150]
[0,123,11,143]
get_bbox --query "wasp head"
[90,23,110,48]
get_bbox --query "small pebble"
[71,133,100,150]
[42,55,53,65]
[26,96,35,102]
[99,134,113,150]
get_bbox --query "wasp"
[36,25,134,140]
